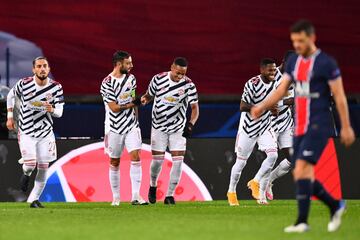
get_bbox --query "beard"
[36,73,48,80]
[120,68,129,74]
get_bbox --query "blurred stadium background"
[0,0,359,204]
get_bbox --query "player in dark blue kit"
[251,20,355,233]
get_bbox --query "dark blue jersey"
[284,50,341,137]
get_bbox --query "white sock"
[130,161,142,200]
[269,159,291,183]
[150,155,164,187]
[23,160,36,176]
[254,150,278,182]
[109,165,120,200]
[166,156,184,197]
[27,162,49,203]
[228,154,247,192]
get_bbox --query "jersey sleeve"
[52,83,64,118]
[100,80,116,103]
[131,75,137,98]
[188,83,198,104]
[326,57,341,82]
[241,81,253,104]
[147,76,157,97]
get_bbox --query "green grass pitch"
[0,200,359,240]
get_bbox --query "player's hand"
[340,126,355,147]
[269,104,279,116]
[182,122,194,138]
[132,97,142,107]
[141,96,149,105]
[44,102,54,113]
[6,118,15,130]
[251,105,264,119]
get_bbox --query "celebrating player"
[6,56,64,208]
[253,51,295,201]
[141,57,199,205]
[251,20,355,232]
[227,58,278,206]
[100,50,148,206]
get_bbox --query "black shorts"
[292,131,330,165]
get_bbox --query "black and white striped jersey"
[147,72,198,133]
[271,68,294,133]
[11,76,64,138]
[100,74,139,135]
[239,75,275,138]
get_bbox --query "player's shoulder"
[317,51,338,65]
[154,71,168,80]
[49,78,61,86]
[102,75,112,84]
[19,76,33,84]
[184,75,194,84]
[247,76,261,86]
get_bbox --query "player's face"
[32,59,50,81]
[119,56,133,74]
[261,63,276,82]
[290,31,315,56]
[170,64,187,82]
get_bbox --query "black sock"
[312,180,339,216]
[295,179,312,225]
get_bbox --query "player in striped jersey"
[100,51,148,206]
[141,57,199,204]
[227,58,278,206]
[253,51,296,201]
[6,56,64,208]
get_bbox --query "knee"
[266,150,278,162]
[110,158,120,167]
[22,159,36,175]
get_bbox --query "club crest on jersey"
[178,89,185,96]
[46,93,53,101]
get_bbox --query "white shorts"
[234,128,277,160]
[18,132,57,163]
[104,127,142,158]
[275,128,293,149]
[151,127,186,152]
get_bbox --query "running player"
[251,20,355,232]
[251,51,295,201]
[227,58,278,206]
[6,56,64,208]
[100,50,148,206]
[141,57,199,205]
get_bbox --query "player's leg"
[105,132,124,206]
[251,129,278,204]
[18,134,37,192]
[125,127,148,205]
[266,129,293,200]
[165,132,187,204]
[227,131,256,206]
[148,128,167,204]
[27,133,56,208]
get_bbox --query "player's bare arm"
[189,102,199,125]
[328,77,355,147]
[251,75,291,118]
[107,101,137,113]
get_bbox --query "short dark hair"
[173,57,188,67]
[260,58,276,67]
[112,50,130,66]
[290,19,315,36]
[32,56,48,67]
